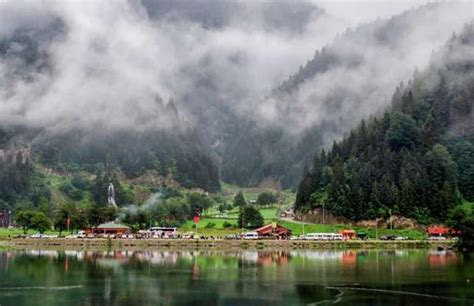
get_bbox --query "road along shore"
[0,238,455,251]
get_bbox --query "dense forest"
[221,2,471,188]
[295,23,474,224]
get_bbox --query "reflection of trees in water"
[294,284,340,305]
[1,249,471,306]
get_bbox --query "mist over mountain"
[0,1,473,191]
[295,22,474,223]
[222,1,474,187]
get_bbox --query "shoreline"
[0,238,455,251]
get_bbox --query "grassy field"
[204,206,278,220]
[0,228,62,239]
[278,221,426,239]
[180,206,279,236]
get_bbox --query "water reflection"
[0,249,472,306]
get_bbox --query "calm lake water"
[0,249,473,306]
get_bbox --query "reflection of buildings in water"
[27,250,59,259]
[240,251,291,267]
[64,250,77,257]
[341,250,357,266]
[0,251,13,271]
[192,264,201,280]
[242,251,259,263]
[135,251,179,266]
[395,250,409,257]
[104,275,112,303]
[257,251,290,267]
[82,251,131,269]
[428,250,459,267]
[293,250,344,261]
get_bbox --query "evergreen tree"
[233,191,246,209]
[238,206,264,229]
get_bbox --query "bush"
[223,221,234,228]
[59,183,84,201]
[257,191,278,206]
[205,222,216,228]
[71,175,89,190]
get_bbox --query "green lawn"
[278,220,426,239]
[0,228,62,239]
[179,218,242,236]
[204,206,278,220]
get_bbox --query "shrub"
[223,221,234,228]
[205,222,216,228]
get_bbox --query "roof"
[256,224,291,236]
[427,226,449,235]
[96,223,130,229]
[340,229,356,234]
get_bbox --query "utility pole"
[389,209,393,231]
[66,214,70,233]
[241,211,244,236]
[322,202,325,225]
[375,222,378,240]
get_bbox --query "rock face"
[296,209,424,230]
[295,208,350,224]
[356,216,424,230]
[0,147,31,165]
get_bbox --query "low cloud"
[0,0,472,146]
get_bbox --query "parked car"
[182,232,195,239]
[243,232,259,240]
[225,234,238,240]
[76,231,86,239]
[30,233,45,239]
[428,236,447,241]
[380,235,397,240]
[395,236,408,240]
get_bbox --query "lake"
[0,249,473,305]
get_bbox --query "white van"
[243,232,259,240]
[305,233,343,241]
[304,233,325,240]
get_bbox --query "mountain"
[0,16,220,194]
[294,23,474,224]
[1,1,473,202]
[220,2,473,188]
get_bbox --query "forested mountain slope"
[221,2,473,188]
[0,20,220,194]
[295,23,474,224]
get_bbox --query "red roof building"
[427,226,450,236]
[339,229,356,240]
[86,223,130,236]
[255,223,292,238]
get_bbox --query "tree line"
[295,23,474,225]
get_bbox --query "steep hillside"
[295,23,474,224]
[221,2,473,188]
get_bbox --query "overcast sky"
[0,0,472,138]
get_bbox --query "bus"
[149,227,178,238]
[304,233,343,241]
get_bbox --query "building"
[0,210,12,228]
[279,208,295,218]
[339,229,356,240]
[426,226,458,237]
[255,223,292,239]
[87,223,130,236]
